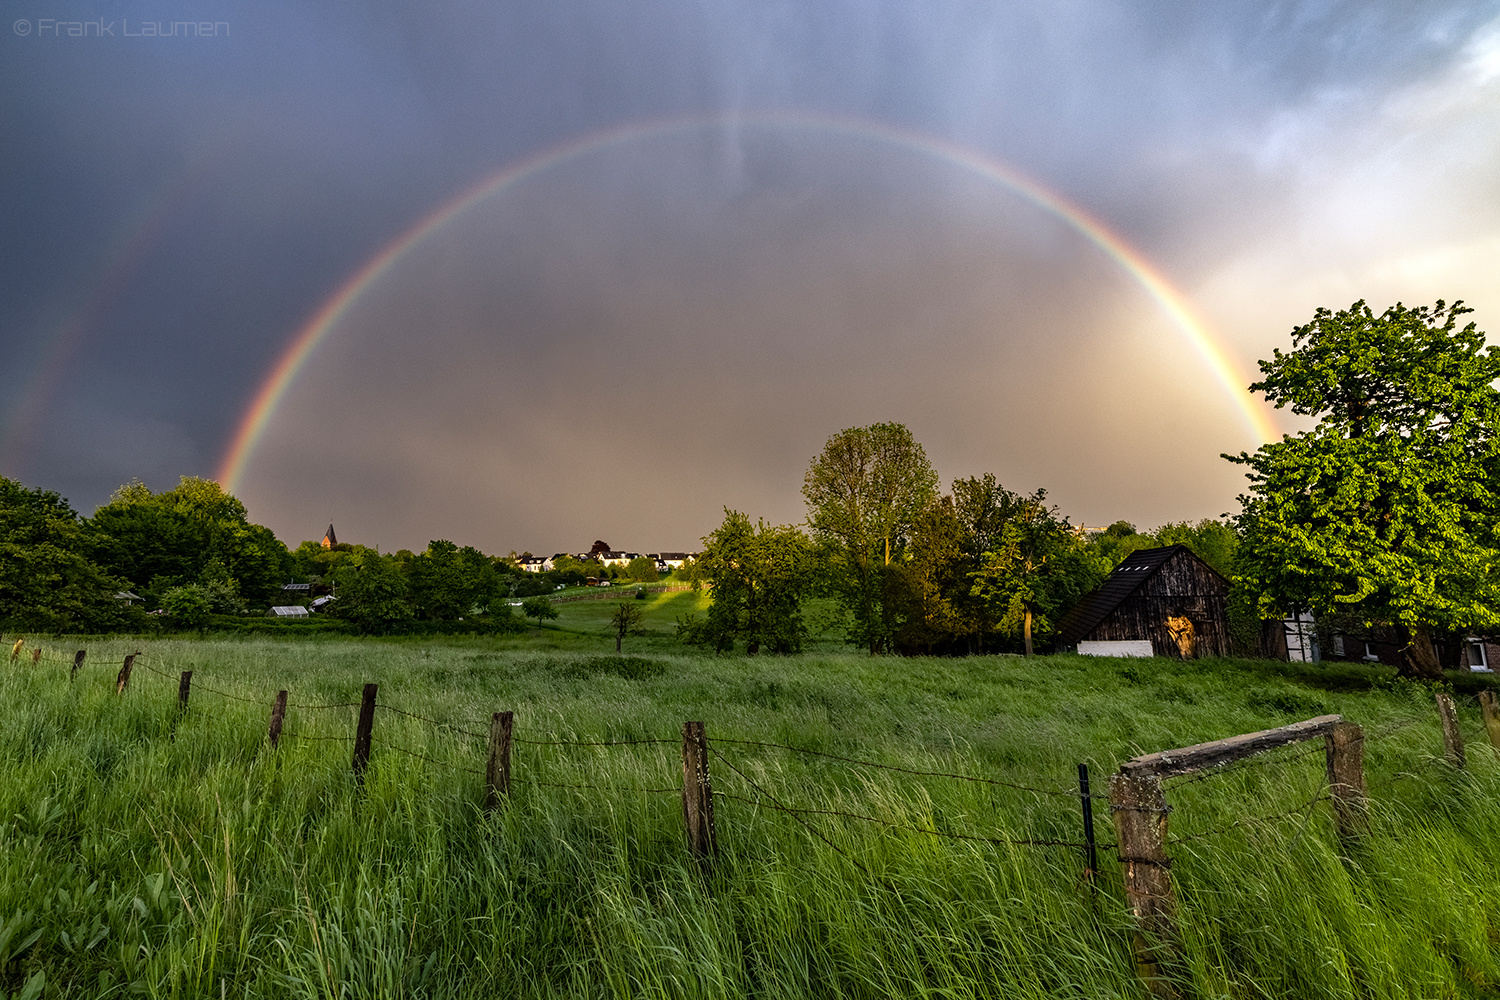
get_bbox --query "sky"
[4,1,1500,555]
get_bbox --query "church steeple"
[321,523,337,548]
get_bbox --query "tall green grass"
[0,637,1495,997]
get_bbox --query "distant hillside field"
[0,636,1496,998]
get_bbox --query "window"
[1469,639,1490,672]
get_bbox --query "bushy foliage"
[678,509,813,655]
[1227,300,1500,678]
[0,477,132,633]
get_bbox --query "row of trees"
[685,299,1500,679]
[681,422,1238,656]
[0,476,293,632]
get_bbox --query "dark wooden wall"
[1084,550,1230,658]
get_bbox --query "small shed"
[1055,545,1230,658]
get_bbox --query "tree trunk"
[1023,609,1033,657]
[1399,623,1443,680]
[616,632,622,653]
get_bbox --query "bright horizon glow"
[218,111,1278,494]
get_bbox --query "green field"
[0,632,1496,999]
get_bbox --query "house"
[599,551,642,568]
[517,556,549,573]
[1054,545,1230,658]
[650,552,694,572]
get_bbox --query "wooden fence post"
[485,711,513,811]
[1109,772,1179,1000]
[352,683,377,783]
[31,648,41,665]
[1078,763,1099,883]
[177,671,193,712]
[267,690,288,749]
[681,721,717,863]
[1478,691,1500,754]
[71,650,85,680]
[1324,721,1367,838]
[115,653,136,694]
[1435,692,1466,768]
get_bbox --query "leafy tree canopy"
[0,476,133,632]
[1227,299,1500,678]
[679,509,813,655]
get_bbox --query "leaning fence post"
[486,711,513,811]
[1078,763,1099,884]
[115,653,137,694]
[1435,692,1466,768]
[1109,771,1179,1000]
[267,690,288,749]
[352,683,377,783]
[71,650,85,680]
[681,721,717,863]
[1324,721,1367,838]
[1478,691,1500,755]
[177,671,193,713]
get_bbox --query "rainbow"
[218,112,1277,493]
[1,139,236,478]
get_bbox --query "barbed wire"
[370,737,483,775]
[709,748,871,874]
[513,735,676,748]
[375,703,487,739]
[713,737,1089,798]
[280,731,355,743]
[510,776,679,793]
[1168,790,1333,845]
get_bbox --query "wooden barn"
[1054,545,1230,658]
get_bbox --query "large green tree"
[678,509,813,655]
[1227,300,1500,679]
[86,477,290,607]
[970,490,1098,656]
[802,422,939,653]
[0,477,132,632]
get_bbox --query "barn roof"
[1054,545,1222,650]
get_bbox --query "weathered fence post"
[1109,772,1179,999]
[1478,691,1500,754]
[177,671,193,712]
[71,650,85,680]
[485,711,513,811]
[1435,692,1466,768]
[681,721,717,863]
[1078,763,1099,883]
[31,648,41,665]
[267,690,288,749]
[115,653,136,694]
[352,683,377,783]
[1324,721,1367,838]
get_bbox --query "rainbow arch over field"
[218,112,1277,493]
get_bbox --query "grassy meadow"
[0,628,1497,999]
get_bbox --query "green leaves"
[1229,300,1500,677]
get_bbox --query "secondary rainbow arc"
[218,112,1277,493]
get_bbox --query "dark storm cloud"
[3,1,1498,547]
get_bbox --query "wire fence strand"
[713,737,1089,798]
